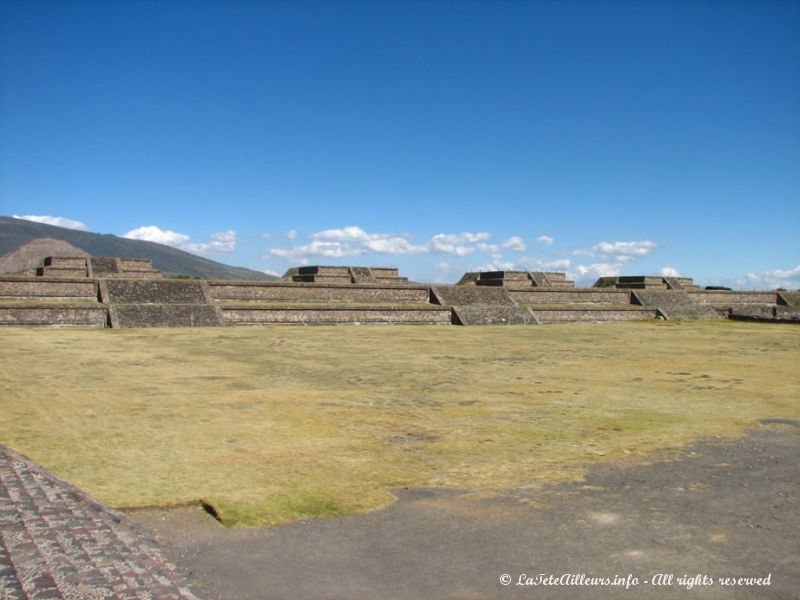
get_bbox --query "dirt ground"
[129,420,799,599]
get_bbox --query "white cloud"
[534,235,555,246]
[737,265,800,290]
[430,261,465,284]
[518,256,571,271]
[269,226,496,262]
[309,226,427,255]
[660,267,681,277]
[14,214,90,231]
[312,226,371,242]
[428,232,491,256]
[183,230,238,254]
[567,241,652,283]
[365,236,426,255]
[263,269,280,277]
[124,225,237,254]
[286,229,297,240]
[124,225,191,246]
[431,232,491,244]
[568,262,623,283]
[576,240,656,260]
[502,236,527,252]
[469,253,516,272]
[269,239,371,263]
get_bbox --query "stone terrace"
[38,257,163,279]
[209,278,448,325]
[0,444,201,599]
[0,259,796,327]
[282,266,409,285]
[457,270,575,288]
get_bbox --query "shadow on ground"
[129,422,799,599]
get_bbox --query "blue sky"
[2,0,798,287]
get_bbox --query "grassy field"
[1,321,798,527]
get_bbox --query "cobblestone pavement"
[0,444,202,599]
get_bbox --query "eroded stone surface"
[0,445,202,599]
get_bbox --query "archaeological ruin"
[0,257,797,328]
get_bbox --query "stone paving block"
[0,444,202,599]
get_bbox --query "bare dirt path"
[129,421,799,599]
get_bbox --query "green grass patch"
[1,321,798,526]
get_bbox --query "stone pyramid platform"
[38,257,163,279]
[282,266,409,284]
[457,271,575,288]
[594,275,700,291]
[0,262,793,327]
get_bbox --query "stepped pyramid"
[282,266,409,284]
[457,271,575,288]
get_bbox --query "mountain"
[0,216,276,280]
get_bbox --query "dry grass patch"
[1,321,798,526]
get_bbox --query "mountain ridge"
[0,216,275,280]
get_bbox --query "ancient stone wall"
[528,308,658,323]
[596,275,700,292]
[451,306,536,325]
[689,291,779,306]
[0,278,98,299]
[0,265,792,328]
[104,280,208,304]
[616,276,668,289]
[109,304,221,328]
[457,271,575,288]
[44,257,88,269]
[430,286,514,306]
[370,268,401,280]
[633,291,721,320]
[283,265,409,284]
[508,289,631,304]
[89,258,118,276]
[729,307,800,324]
[221,306,451,325]
[37,256,91,278]
[0,305,107,327]
[209,282,430,304]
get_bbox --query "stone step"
[221,306,451,325]
[431,286,515,306]
[451,305,537,325]
[528,308,658,323]
[349,267,378,284]
[632,290,721,320]
[519,303,642,310]
[0,278,98,300]
[209,281,431,304]
[618,282,668,289]
[508,289,631,304]
[472,271,576,288]
[689,291,780,307]
[109,304,222,328]
[43,256,88,269]
[37,267,89,278]
[0,304,107,327]
[291,275,353,283]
